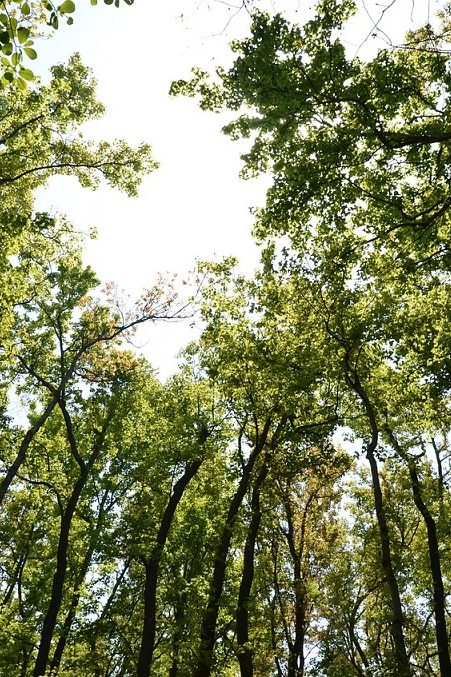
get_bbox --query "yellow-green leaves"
[58,0,75,12]
[0,53,157,215]
[0,0,135,87]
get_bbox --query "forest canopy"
[1,1,451,676]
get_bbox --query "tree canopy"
[1,0,451,675]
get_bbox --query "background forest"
[0,0,450,675]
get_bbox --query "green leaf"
[2,43,13,55]
[0,30,9,43]
[2,69,13,81]
[0,14,7,25]
[59,0,75,12]
[17,26,29,44]
[66,16,73,25]
[16,75,26,90]
[21,2,30,15]
[11,51,21,65]
[19,67,33,80]
[23,46,37,59]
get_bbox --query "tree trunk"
[366,449,410,676]
[408,462,451,676]
[33,459,97,676]
[386,428,451,676]
[236,460,269,677]
[136,460,202,677]
[169,587,187,677]
[194,419,274,677]
[49,489,111,673]
[0,395,58,506]
[33,409,110,677]
[282,486,318,677]
[344,365,411,676]
[431,437,444,500]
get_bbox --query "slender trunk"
[271,537,293,666]
[194,419,274,677]
[287,565,306,676]
[2,545,29,608]
[49,584,83,672]
[236,461,269,677]
[283,489,314,677]
[348,622,370,676]
[347,594,372,674]
[431,437,444,499]
[408,463,451,676]
[366,449,410,675]
[33,413,109,677]
[97,559,130,623]
[343,364,410,676]
[20,648,30,677]
[271,610,284,677]
[33,465,93,676]
[0,395,58,506]
[136,460,202,677]
[49,490,111,673]
[387,429,451,676]
[169,588,187,677]
[287,567,306,677]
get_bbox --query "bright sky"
[34,1,273,379]
[33,0,436,380]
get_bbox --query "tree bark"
[169,586,187,677]
[136,459,202,677]
[386,428,451,677]
[343,364,411,676]
[365,449,411,675]
[283,489,314,677]
[48,488,112,673]
[194,418,274,677]
[236,460,269,677]
[0,395,58,506]
[407,463,451,676]
[33,409,111,677]
[33,466,93,675]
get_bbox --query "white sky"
[34,1,272,379]
[33,0,437,380]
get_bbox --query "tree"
[188,260,343,675]
[0,51,157,381]
[0,52,155,209]
[0,217,177,508]
[134,374,226,677]
[173,2,451,269]
[172,2,451,671]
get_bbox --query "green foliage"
[171,0,451,673]
[1,0,451,674]
[0,52,157,212]
[0,0,135,86]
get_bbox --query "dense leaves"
[1,0,451,675]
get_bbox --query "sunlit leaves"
[0,0,135,86]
